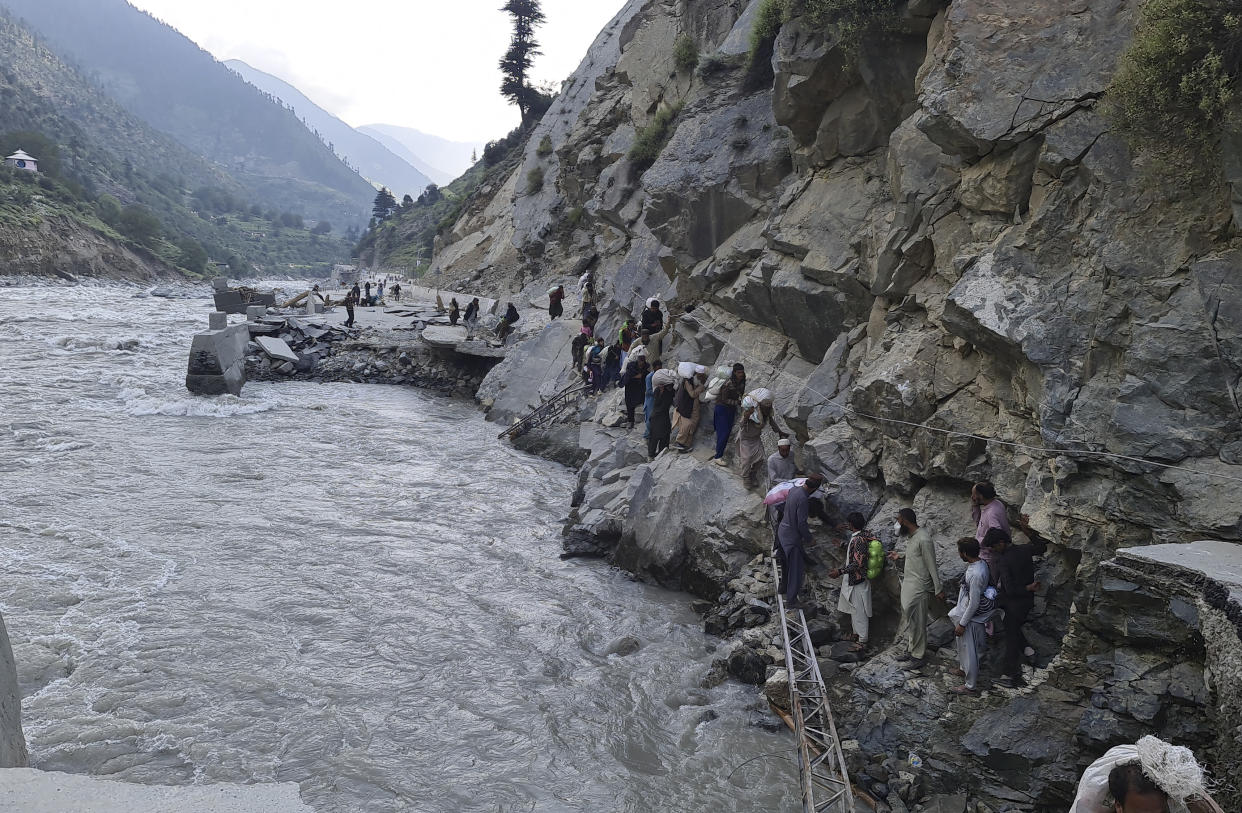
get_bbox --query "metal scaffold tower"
[772,561,857,813]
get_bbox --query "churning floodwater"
[0,283,797,812]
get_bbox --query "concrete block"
[208,312,227,330]
[255,337,299,363]
[186,324,249,396]
[211,276,230,291]
[0,768,312,812]
[0,613,27,768]
[246,305,266,322]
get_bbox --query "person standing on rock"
[449,298,461,326]
[778,473,823,610]
[463,298,480,337]
[971,480,1010,585]
[738,391,787,489]
[829,512,875,651]
[622,355,649,428]
[987,519,1046,688]
[603,338,624,388]
[640,298,664,334]
[548,285,565,320]
[629,316,672,368]
[647,373,675,459]
[618,319,638,370]
[582,301,599,331]
[365,280,372,305]
[767,437,798,485]
[571,325,591,379]
[496,303,521,342]
[643,360,661,438]
[889,508,943,667]
[343,285,357,328]
[587,337,607,394]
[712,364,746,465]
[949,536,995,695]
[671,369,705,451]
[392,282,401,302]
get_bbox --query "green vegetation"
[372,187,397,221]
[0,10,352,277]
[1106,0,1242,177]
[3,0,373,225]
[536,135,554,156]
[355,127,534,275]
[629,103,685,175]
[789,0,901,65]
[526,166,545,193]
[674,34,700,73]
[697,54,732,78]
[500,0,552,126]
[565,205,584,227]
[747,0,787,88]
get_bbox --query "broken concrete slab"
[421,325,469,348]
[255,337,299,363]
[186,320,249,396]
[0,768,312,813]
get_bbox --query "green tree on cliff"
[499,0,547,125]
[372,187,397,221]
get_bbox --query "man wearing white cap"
[767,437,798,486]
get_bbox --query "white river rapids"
[0,283,797,811]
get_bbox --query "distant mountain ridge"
[224,59,432,199]
[360,125,482,185]
[0,0,373,226]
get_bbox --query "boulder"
[0,614,26,768]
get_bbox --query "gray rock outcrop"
[431,0,1242,807]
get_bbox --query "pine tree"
[471,148,479,164]
[499,0,546,125]
[372,187,397,221]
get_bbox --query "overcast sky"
[126,0,626,144]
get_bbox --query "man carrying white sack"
[1070,735,1223,813]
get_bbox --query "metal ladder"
[497,382,590,440]
[772,560,856,813]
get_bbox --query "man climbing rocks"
[889,508,942,667]
[671,368,705,451]
[496,302,520,342]
[640,298,664,334]
[830,512,875,652]
[392,282,402,302]
[587,337,607,393]
[712,364,746,465]
[778,473,823,610]
[548,285,565,320]
[987,517,1047,688]
[949,536,995,695]
[622,354,649,428]
[1070,735,1224,813]
[647,373,675,459]
[766,437,797,485]
[737,391,787,489]
[642,360,661,439]
[971,480,1009,584]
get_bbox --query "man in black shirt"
[984,520,1047,688]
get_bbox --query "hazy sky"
[126,0,626,144]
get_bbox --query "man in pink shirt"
[970,480,1009,584]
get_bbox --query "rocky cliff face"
[436,0,1242,808]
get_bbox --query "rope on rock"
[680,309,1242,486]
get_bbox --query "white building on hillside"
[4,150,38,173]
